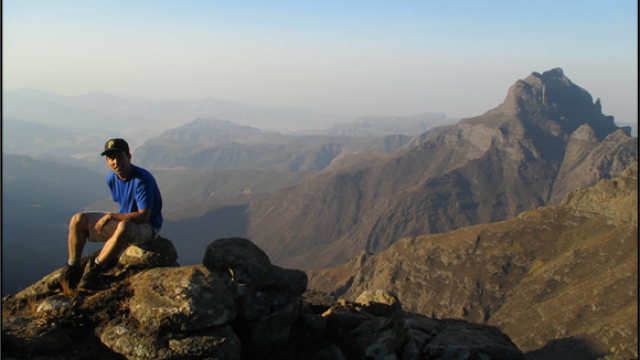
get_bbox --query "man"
[61,138,163,291]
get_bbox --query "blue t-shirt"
[107,165,163,230]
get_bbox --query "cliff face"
[308,162,638,360]
[2,238,525,360]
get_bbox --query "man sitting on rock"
[61,138,163,292]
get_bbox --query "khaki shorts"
[85,212,159,245]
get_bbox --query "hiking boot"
[59,264,84,290]
[78,261,104,292]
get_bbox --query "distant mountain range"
[160,68,637,271]
[3,89,458,173]
[317,113,458,137]
[2,67,637,359]
[134,118,416,173]
[2,88,351,138]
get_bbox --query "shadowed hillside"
[308,162,638,360]
[2,154,109,294]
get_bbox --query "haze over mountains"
[154,68,637,271]
[2,86,457,295]
[3,67,638,359]
[3,68,637,292]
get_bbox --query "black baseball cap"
[101,138,130,156]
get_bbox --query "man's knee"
[69,213,88,231]
[116,220,132,239]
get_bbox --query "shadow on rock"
[524,337,607,360]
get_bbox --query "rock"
[351,316,394,336]
[2,238,529,360]
[355,289,401,317]
[310,345,348,360]
[129,265,236,332]
[2,316,74,358]
[402,328,432,360]
[404,316,441,336]
[11,269,66,300]
[202,237,308,354]
[118,236,179,270]
[350,318,398,360]
[12,238,180,300]
[360,328,397,360]
[422,322,525,360]
[242,299,302,350]
[101,319,241,360]
[550,129,637,205]
[322,304,373,330]
[561,161,638,223]
[204,238,307,320]
[203,237,272,284]
[36,295,73,314]
[302,289,340,313]
[231,265,307,321]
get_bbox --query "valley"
[2,67,638,359]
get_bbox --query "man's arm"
[95,209,151,234]
[107,209,151,224]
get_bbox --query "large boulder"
[12,237,179,300]
[203,238,308,320]
[100,319,241,360]
[128,265,236,332]
[422,321,526,360]
[118,236,179,270]
[203,237,308,354]
[203,237,272,285]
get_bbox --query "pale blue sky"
[3,0,638,122]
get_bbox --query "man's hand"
[95,213,112,234]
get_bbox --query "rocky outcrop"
[7,237,179,300]
[560,160,638,222]
[2,236,525,360]
[308,163,639,360]
[203,237,308,355]
[549,126,638,204]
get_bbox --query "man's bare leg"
[96,220,131,265]
[68,213,89,264]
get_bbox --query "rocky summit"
[2,237,525,360]
[308,162,639,360]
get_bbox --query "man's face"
[105,151,132,179]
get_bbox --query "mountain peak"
[467,68,619,139]
[531,67,565,79]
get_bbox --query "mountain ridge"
[308,162,638,360]
[227,67,637,270]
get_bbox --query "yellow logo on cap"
[108,140,115,148]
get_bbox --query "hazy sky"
[3,1,638,123]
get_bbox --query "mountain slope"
[234,68,636,270]
[320,113,456,137]
[135,118,412,173]
[308,162,638,360]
